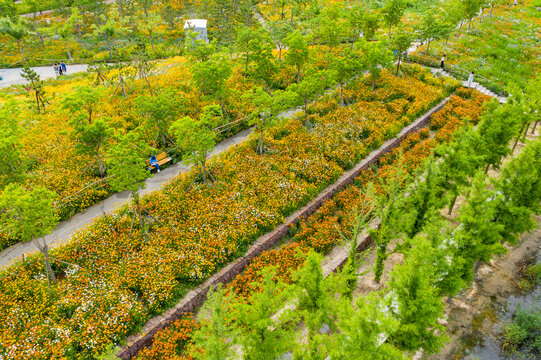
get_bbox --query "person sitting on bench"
[149,155,160,173]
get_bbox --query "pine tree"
[232,267,296,360]
[191,285,235,360]
[329,292,406,359]
[454,171,505,282]
[435,125,484,214]
[293,251,334,359]
[387,236,447,354]
[492,139,541,244]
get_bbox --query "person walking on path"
[468,71,475,87]
[53,63,59,77]
[440,54,446,69]
[61,61,67,75]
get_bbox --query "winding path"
[0,64,89,89]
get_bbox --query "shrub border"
[117,95,453,359]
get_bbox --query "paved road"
[0,64,89,89]
[0,128,255,268]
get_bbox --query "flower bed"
[0,68,456,359]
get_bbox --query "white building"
[184,19,209,43]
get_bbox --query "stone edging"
[117,95,452,359]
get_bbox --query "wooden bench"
[146,152,172,171]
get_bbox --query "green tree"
[141,13,162,55]
[329,292,406,359]
[387,236,447,354]
[284,31,310,83]
[191,285,235,360]
[62,85,106,124]
[232,267,296,360]
[477,101,519,173]
[390,27,412,76]
[57,8,83,60]
[169,106,220,185]
[293,251,334,359]
[192,53,232,114]
[21,65,47,113]
[185,30,216,62]
[405,158,445,239]
[290,68,335,128]
[316,4,343,68]
[268,20,292,61]
[0,184,59,282]
[0,0,16,20]
[419,12,447,55]
[95,18,119,60]
[107,132,152,231]
[435,126,483,214]
[492,140,541,244]
[244,87,296,155]
[72,118,112,178]
[236,26,276,89]
[135,90,182,148]
[381,0,406,38]
[454,171,505,282]
[0,17,29,63]
[332,48,360,107]
[358,38,393,91]
[0,100,25,186]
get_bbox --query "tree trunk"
[531,120,539,134]
[372,75,376,91]
[202,158,208,185]
[149,30,156,55]
[395,58,401,77]
[304,97,309,127]
[134,192,144,231]
[17,39,27,64]
[425,38,431,55]
[35,91,41,114]
[278,46,282,61]
[456,20,463,37]
[64,39,72,60]
[32,236,56,283]
[97,153,105,178]
[340,83,344,107]
[448,192,458,215]
[512,122,527,152]
[161,132,166,147]
[388,25,392,38]
[485,163,490,174]
[108,40,113,60]
[473,259,483,277]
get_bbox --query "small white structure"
[184,19,208,43]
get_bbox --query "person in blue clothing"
[61,61,67,75]
[149,155,160,173]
